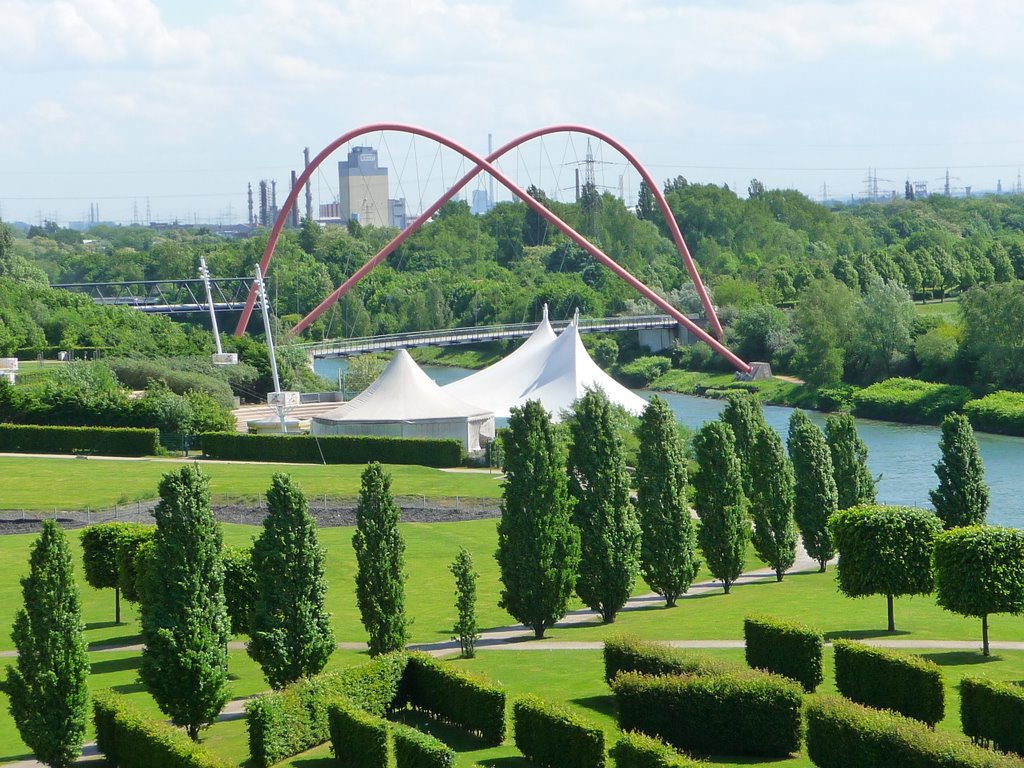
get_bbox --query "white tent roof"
[315,348,492,424]
[441,304,557,416]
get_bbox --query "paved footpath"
[5,547,1012,766]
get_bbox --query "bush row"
[200,431,464,467]
[512,694,606,768]
[93,690,234,768]
[833,640,944,726]
[327,698,390,768]
[851,378,972,425]
[610,731,702,768]
[405,654,506,744]
[964,391,1024,436]
[805,695,1024,768]
[611,670,803,758]
[961,677,1024,756]
[392,722,456,768]
[0,422,159,456]
[743,615,824,692]
[603,635,739,684]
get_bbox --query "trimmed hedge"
[744,616,824,692]
[604,635,739,684]
[115,527,155,604]
[405,654,506,744]
[392,723,456,768]
[512,694,606,768]
[851,378,971,425]
[961,677,1024,756]
[964,391,1024,437]
[832,640,944,726]
[0,422,159,456]
[200,431,464,467]
[93,689,234,768]
[806,694,1024,768]
[327,698,390,768]
[246,653,409,767]
[611,671,803,758]
[611,731,702,768]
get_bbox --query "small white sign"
[0,358,18,371]
[267,391,301,408]
[211,353,239,366]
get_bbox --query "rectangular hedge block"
[833,640,944,726]
[405,654,506,745]
[0,422,159,456]
[200,431,464,467]
[603,635,739,684]
[327,698,390,768]
[744,615,824,692]
[392,723,456,768]
[512,695,605,768]
[961,677,1024,756]
[610,731,703,768]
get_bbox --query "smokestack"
[304,147,312,220]
[290,170,299,228]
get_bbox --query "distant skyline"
[2,0,1023,225]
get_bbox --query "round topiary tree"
[81,522,150,624]
[930,413,989,529]
[933,526,1024,656]
[829,505,942,632]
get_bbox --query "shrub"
[964,391,1024,436]
[611,670,803,758]
[200,432,463,467]
[246,653,409,767]
[805,694,1023,768]
[832,640,943,726]
[743,616,824,692]
[512,695,606,768]
[0,423,159,456]
[961,677,1024,756]
[405,654,506,745]
[618,356,673,387]
[604,635,738,684]
[610,731,702,768]
[93,690,234,768]
[851,377,971,424]
[327,698,390,768]
[392,723,456,768]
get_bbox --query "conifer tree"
[826,412,876,509]
[353,462,408,655]
[568,389,642,623]
[450,548,478,658]
[496,400,580,639]
[721,391,769,497]
[692,420,748,594]
[748,426,798,581]
[249,473,334,688]
[1,521,88,768]
[930,413,989,529]
[634,396,699,606]
[140,464,230,740]
[788,410,838,572]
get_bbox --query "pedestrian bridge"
[295,314,698,359]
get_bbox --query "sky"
[2,0,1024,226]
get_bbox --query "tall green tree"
[496,400,580,639]
[568,389,642,623]
[930,413,989,529]
[748,426,798,581]
[1,521,88,768]
[353,462,408,656]
[825,413,876,509]
[140,464,230,740]
[450,548,479,659]
[692,420,748,594]
[788,410,838,571]
[634,396,700,606]
[721,392,769,497]
[80,522,149,624]
[933,526,1024,656]
[829,505,942,632]
[248,474,334,688]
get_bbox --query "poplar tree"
[353,462,408,655]
[721,391,769,497]
[450,548,479,658]
[788,410,838,572]
[826,412,876,509]
[249,473,334,688]
[634,396,699,606]
[496,400,580,639]
[692,420,748,594]
[1,521,88,768]
[930,413,989,529]
[748,426,798,581]
[139,464,230,740]
[568,389,642,623]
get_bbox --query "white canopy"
[311,349,494,451]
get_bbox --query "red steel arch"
[234,124,748,372]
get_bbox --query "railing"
[53,277,254,314]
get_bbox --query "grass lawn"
[650,369,814,408]
[914,297,961,322]
[0,455,502,510]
